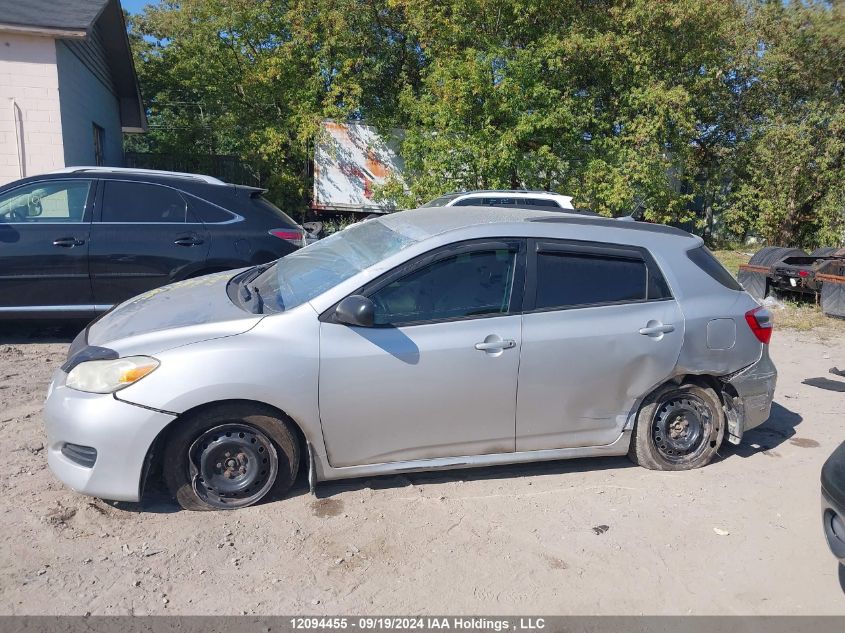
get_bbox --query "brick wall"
[0,32,66,186]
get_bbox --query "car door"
[89,180,211,305]
[318,239,526,467]
[0,179,94,311]
[516,239,683,451]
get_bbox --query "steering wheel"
[0,208,26,221]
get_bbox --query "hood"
[86,270,262,355]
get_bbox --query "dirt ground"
[0,320,843,615]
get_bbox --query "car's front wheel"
[628,383,724,470]
[163,404,300,510]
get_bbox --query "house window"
[92,123,105,166]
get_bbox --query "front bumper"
[722,346,777,443]
[822,442,845,565]
[44,369,176,502]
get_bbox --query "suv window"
[370,248,517,325]
[535,252,648,309]
[522,198,561,208]
[0,180,91,223]
[101,181,187,223]
[687,245,743,291]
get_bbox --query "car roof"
[378,205,699,244]
[47,166,227,185]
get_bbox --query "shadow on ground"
[720,401,803,459]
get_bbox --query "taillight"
[798,270,809,278]
[745,306,773,344]
[269,228,304,247]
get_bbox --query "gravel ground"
[0,321,843,615]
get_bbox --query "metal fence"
[124,152,266,187]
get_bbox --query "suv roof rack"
[47,167,227,186]
[526,214,694,238]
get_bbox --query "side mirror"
[334,295,375,328]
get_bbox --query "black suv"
[0,168,304,318]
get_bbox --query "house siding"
[55,37,123,168]
[0,32,65,186]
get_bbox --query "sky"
[121,0,160,15]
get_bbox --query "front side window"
[370,248,517,325]
[0,180,91,223]
[535,252,648,310]
[101,181,187,223]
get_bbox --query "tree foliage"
[128,0,845,246]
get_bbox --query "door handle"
[174,236,204,247]
[475,339,516,351]
[639,322,675,336]
[53,237,85,247]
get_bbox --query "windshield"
[250,219,420,313]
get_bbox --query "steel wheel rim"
[651,393,712,464]
[188,423,278,509]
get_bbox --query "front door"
[0,179,93,311]
[89,179,210,305]
[319,240,525,467]
[516,239,684,451]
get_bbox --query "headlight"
[66,356,160,394]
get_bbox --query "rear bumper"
[722,346,777,442]
[44,369,176,502]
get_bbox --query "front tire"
[628,383,724,471]
[163,404,300,510]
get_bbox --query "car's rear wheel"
[163,404,300,510]
[628,383,724,471]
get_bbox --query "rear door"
[516,239,683,451]
[0,179,94,311]
[89,180,211,305]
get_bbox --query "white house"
[0,0,145,186]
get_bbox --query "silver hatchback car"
[44,207,777,510]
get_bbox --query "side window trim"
[320,238,527,326]
[524,238,673,313]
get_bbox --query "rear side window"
[535,252,648,309]
[252,195,298,227]
[101,181,187,223]
[188,196,236,223]
[687,246,743,291]
[522,198,561,208]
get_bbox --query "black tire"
[748,246,807,267]
[628,383,725,471]
[163,403,300,511]
[811,247,838,258]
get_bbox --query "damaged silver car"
[44,206,777,510]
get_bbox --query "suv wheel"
[163,404,300,510]
[629,383,724,471]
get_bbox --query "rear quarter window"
[687,246,743,291]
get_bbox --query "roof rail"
[526,215,695,238]
[47,167,227,185]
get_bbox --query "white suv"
[422,190,575,210]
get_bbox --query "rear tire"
[628,383,725,471]
[163,403,300,511]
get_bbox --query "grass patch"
[712,249,753,275]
